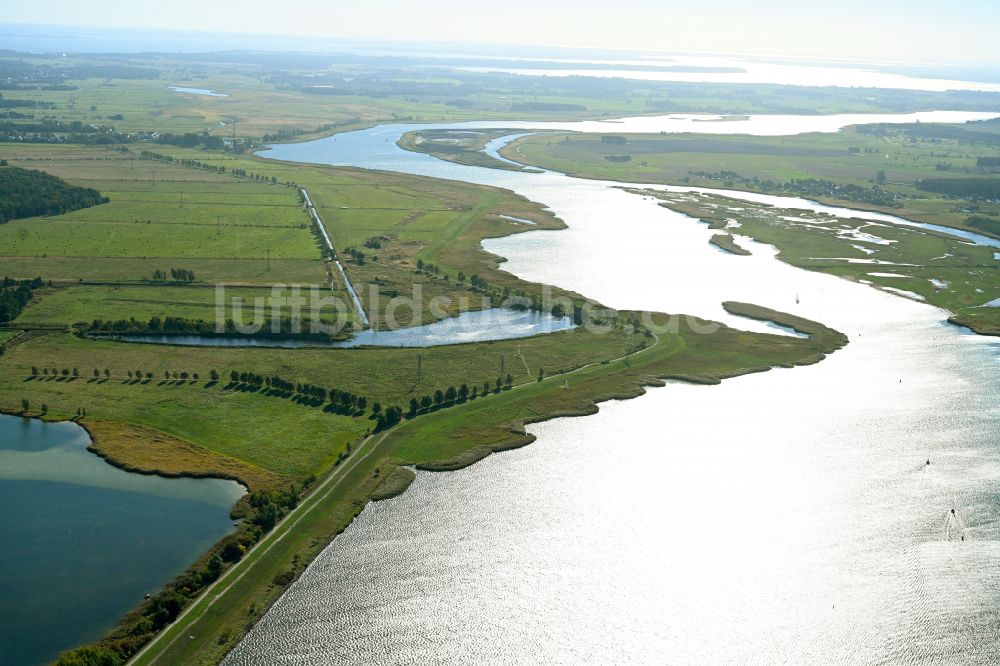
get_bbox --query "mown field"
[134,144,575,327]
[501,123,1000,237]
[0,145,327,285]
[11,284,341,327]
[0,142,573,330]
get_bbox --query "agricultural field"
[7,51,1000,145]
[0,145,327,284]
[11,284,346,327]
[135,145,573,327]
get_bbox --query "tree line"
[687,170,905,208]
[149,268,195,283]
[917,177,1000,200]
[227,370,372,416]
[0,276,42,323]
[0,165,108,223]
[405,375,515,419]
[85,315,347,341]
[140,150,287,184]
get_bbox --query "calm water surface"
[167,85,228,97]
[105,309,574,348]
[229,113,1000,664]
[0,416,244,666]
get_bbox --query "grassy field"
[397,128,537,171]
[0,142,575,330]
[11,284,346,327]
[710,233,751,256]
[0,145,327,284]
[6,51,1000,143]
[637,189,1000,334]
[134,145,578,327]
[500,124,1000,238]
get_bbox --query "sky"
[3,0,1000,65]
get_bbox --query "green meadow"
[501,125,1000,238]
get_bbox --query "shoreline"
[0,410,257,665]
[126,302,848,665]
[34,119,845,663]
[496,133,1000,243]
[640,191,1000,338]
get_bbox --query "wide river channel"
[223,111,1000,664]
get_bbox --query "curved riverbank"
[495,122,1000,242]
[224,111,1000,666]
[128,300,848,666]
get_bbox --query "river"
[0,415,244,666]
[226,111,1000,664]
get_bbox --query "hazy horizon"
[3,0,1000,66]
